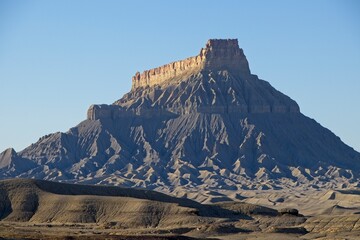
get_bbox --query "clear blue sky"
[0,0,359,152]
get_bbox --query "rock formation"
[132,39,250,89]
[117,39,300,116]
[1,39,359,202]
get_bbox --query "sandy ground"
[1,220,360,240]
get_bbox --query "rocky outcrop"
[87,104,125,120]
[87,104,177,120]
[131,39,250,90]
[0,148,17,169]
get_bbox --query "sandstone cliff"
[132,39,250,90]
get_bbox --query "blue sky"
[0,0,359,152]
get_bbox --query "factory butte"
[1,39,360,202]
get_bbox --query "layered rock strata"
[131,39,250,89]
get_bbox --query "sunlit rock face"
[131,39,251,90]
[1,39,359,202]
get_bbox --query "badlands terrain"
[1,39,360,239]
[0,179,360,239]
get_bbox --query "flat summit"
[1,39,360,202]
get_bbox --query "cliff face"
[131,39,250,90]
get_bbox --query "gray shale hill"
[1,39,360,201]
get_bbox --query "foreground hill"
[0,39,360,202]
[0,178,208,225]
